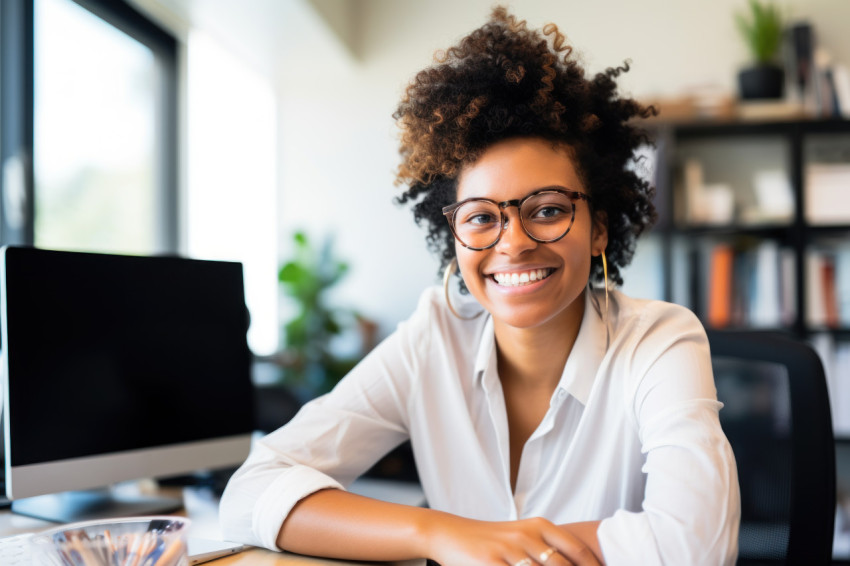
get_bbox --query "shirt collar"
[473,314,496,380]
[472,289,609,406]
[558,289,609,405]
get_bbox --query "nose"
[495,207,536,255]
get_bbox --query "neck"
[493,291,586,389]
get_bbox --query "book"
[750,241,782,328]
[779,247,797,327]
[707,244,734,328]
[821,254,839,328]
[807,252,827,327]
[836,245,850,326]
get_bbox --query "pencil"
[152,538,185,566]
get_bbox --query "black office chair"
[708,330,836,565]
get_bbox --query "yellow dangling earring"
[443,258,480,320]
[602,251,609,323]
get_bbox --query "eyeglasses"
[442,187,592,250]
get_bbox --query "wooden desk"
[214,549,423,566]
[0,483,426,566]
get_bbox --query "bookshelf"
[647,117,850,437]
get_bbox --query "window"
[1,0,177,254]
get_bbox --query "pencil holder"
[29,515,190,566]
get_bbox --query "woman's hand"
[424,514,602,566]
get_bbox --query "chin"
[487,302,565,330]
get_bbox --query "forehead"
[456,137,585,201]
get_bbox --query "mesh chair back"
[709,331,835,565]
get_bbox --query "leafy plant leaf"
[735,0,784,64]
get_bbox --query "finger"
[505,556,534,566]
[541,530,600,566]
[537,551,575,566]
[533,546,572,566]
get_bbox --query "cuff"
[597,510,663,566]
[252,464,344,551]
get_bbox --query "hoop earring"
[601,251,609,323]
[443,258,480,320]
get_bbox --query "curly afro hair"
[394,6,657,287]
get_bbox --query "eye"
[528,204,569,221]
[456,201,500,229]
[535,206,566,218]
[466,213,497,225]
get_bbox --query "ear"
[590,210,608,256]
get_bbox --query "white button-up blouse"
[220,287,740,565]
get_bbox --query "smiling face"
[454,137,608,333]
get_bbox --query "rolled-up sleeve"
[220,298,432,550]
[597,307,740,565]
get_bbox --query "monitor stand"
[11,488,183,523]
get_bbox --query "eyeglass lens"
[451,191,577,249]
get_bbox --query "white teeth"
[493,268,552,287]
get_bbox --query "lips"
[491,268,554,287]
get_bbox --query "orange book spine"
[708,244,734,328]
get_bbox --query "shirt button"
[558,390,566,399]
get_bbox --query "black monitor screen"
[2,247,254,467]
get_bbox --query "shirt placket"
[513,388,567,517]
[479,369,517,518]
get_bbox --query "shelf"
[651,117,850,386]
[807,225,850,236]
[649,117,850,139]
[671,224,794,238]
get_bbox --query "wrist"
[413,507,451,559]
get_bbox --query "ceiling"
[130,0,358,87]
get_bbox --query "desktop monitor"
[0,246,255,522]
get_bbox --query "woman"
[220,8,740,565]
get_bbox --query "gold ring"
[539,547,556,563]
[513,559,533,566]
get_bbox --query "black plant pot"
[738,64,785,100]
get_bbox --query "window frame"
[0,0,179,252]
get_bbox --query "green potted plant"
[735,0,785,99]
[276,231,362,400]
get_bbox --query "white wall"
[278,0,850,338]
[133,0,850,344]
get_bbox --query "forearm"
[279,489,606,566]
[277,488,436,561]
